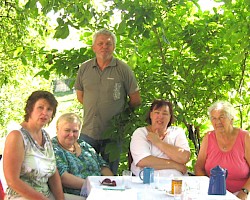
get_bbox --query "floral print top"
[6,128,56,199]
[52,137,109,195]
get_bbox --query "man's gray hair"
[92,28,117,48]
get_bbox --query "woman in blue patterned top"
[52,113,113,198]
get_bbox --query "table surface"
[86,175,239,200]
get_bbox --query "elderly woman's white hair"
[208,101,236,121]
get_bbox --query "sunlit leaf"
[25,0,38,9]
[54,25,70,39]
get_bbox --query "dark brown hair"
[145,99,174,127]
[24,90,58,122]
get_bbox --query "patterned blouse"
[6,128,56,199]
[52,137,109,195]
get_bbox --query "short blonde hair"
[208,101,236,120]
[56,113,82,130]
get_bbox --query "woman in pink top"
[195,101,250,200]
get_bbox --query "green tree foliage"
[0,0,54,136]
[1,0,250,173]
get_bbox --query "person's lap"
[5,193,85,200]
[64,193,86,200]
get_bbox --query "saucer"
[166,191,174,197]
[166,191,181,197]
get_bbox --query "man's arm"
[128,91,141,108]
[76,90,84,104]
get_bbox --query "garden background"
[0,0,250,175]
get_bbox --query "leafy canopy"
[1,0,250,173]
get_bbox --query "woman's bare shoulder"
[5,130,23,145]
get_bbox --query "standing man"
[74,28,141,175]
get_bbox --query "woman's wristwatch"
[242,188,249,195]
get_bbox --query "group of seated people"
[130,99,250,200]
[0,90,249,200]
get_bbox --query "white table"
[86,176,239,200]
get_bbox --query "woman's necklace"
[219,128,236,151]
[58,142,76,155]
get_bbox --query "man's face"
[92,34,115,60]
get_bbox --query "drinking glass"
[173,183,182,200]
[184,180,200,200]
[153,171,160,189]
[122,170,132,189]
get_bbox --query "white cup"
[122,170,132,189]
